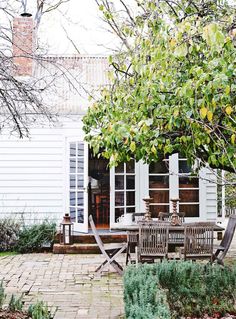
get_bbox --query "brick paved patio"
[0,231,235,319]
[0,254,125,319]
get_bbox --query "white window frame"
[110,161,138,228]
[66,137,88,233]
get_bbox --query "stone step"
[55,233,127,244]
[53,243,102,254]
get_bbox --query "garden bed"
[124,261,236,319]
[0,310,29,319]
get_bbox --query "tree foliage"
[83,0,236,173]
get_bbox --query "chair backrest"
[89,215,105,254]
[133,212,145,223]
[179,211,185,223]
[159,212,185,223]
[139,221,169,257]
[158,212,170,221]
[218,215,236,257]
[184,222,214,259]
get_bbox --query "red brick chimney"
[12,13,35,76]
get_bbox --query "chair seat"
[213,245,225,251]
[104,242,127,251]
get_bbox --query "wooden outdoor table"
[112,223,224,232]
[113,222,224,263]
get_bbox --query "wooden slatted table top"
[112,223,224,232]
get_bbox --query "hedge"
[124,261,236,319]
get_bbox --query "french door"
[67,139,88,232]
[110,160,139,226]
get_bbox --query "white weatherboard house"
[0,15,218,233]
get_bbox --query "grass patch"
[0,251,18,257]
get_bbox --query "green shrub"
[8,294,23,312]
[16,221,56,253]
[124,265,171,319]
[0,219,21,252]
[0,281,51,318]
[28,300,51,319]
[0,280,6,308]
[124,261,236,319]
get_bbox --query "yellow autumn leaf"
[231,134,236,144]
[212,98,216,109]
[207,110,213,122]
[151,145,157,154]
[225,105,233,115]
[130,141,136,152]
[173,109,179,117]
[91,102,98,109]
[170,38,176,47]
[225,85,230,95]
[200,107,208,119]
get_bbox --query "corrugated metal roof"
[34,55,110,114]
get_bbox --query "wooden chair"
[125,212,145,265]
[159,211,185,223]
[180,222,214,262]
[89,215,127,275]
[132,212,145,223]
[126,230,139,265]
[135,221,169,265]
[213,215,236,266]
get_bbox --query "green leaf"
[225,85,230,95]
[231,134,235,144]
[215,30,225,47]
[174,43,188,57]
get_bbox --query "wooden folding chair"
[213,215,236,266]
[89,215,127,275]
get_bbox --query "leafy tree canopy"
[83,0,236,172]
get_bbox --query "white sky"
[27,0,119,55]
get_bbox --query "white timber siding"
[205,169,218,220]
[0,116,83,224]
[0,55,109,224]
[199,168,218,221]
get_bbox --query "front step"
[55,232,127,244]
[53,243,100,254]
[53,232,127,254]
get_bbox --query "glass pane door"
[178,158,199,217]
[110,160,136,224]
[149,159,170,218]
[68,141,88,232]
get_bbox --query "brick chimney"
[12,13,35,76]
